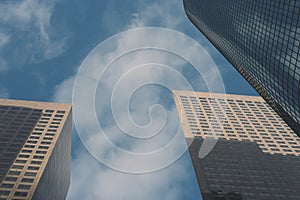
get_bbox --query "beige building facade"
[0,99,72,200]
[173,90,300,199]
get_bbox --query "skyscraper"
[173,90,300,199]
[183,0,300,136]
[0,99,72,200]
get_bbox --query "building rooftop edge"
[172,90,263,101]
[0,98,72,110]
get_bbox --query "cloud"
[53,0,225,199]
[55,60,201,199]
[0,31,9,72]
[67,149,196,200]
[0,31,9,48]
[0,0,67,67]
[0,85,9,98]
[128,1,186,29]
[54,75,75,104]
[0,57,8,72]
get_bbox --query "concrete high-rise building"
[183,0,300,136]
[173,90,300,200]
[0,99,72,200]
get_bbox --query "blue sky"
[0,0,257,199]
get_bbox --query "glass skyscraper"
[183,0,300,135]
[0,99,72,200]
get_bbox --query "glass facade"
[183,0,300,135]
[189,138,300,200]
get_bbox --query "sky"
[0,0,258,199]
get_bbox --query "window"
[57,110,65,114]
[14,191,28,197]
[36,124,46,128]
[36,150,47,154]
[55,114,64,118]
[18,154,30,158]
[41,117,50,120]
[41,141,51,145]
[18,185,31,190]
[43,137,53,141]
[15,160,26,164]
[27,140,37,144]
[38,145,49,149]
[1,184,14,188]
[5,177,17,182]
[21,178,34,183]
[34,128,44,131]
[24,145,35,148]
[30,161,42,165]
[8,171,21,176]
[27,166,39,171]
[46,133,55,136]
[29,136,40,140]
[0,190,10,196]
[33,155,44,160]
[12,165,24,170]
[24,172,37,177]
[21,149,32,153]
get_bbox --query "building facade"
[0,99,72,200]
[173,90,300,199]
[183,0,300,136]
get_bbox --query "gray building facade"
[183,0,300,136]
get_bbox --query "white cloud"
[67,149,194,200]
[0,0,67,67]
[128,1,186,29]
[54,76,75,104]
[55,75,198,199]
[53,0,224,199]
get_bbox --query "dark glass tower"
[183,0,300,135]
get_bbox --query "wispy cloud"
[0,0,67,68]
[0,31,9,72]
[0,31,9,47]
[0,85,9,98]
[128,1,186,29]
[0,57,8,73]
